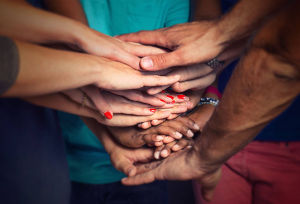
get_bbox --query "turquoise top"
[59,0,190,184]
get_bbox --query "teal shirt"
[59,0,190,184]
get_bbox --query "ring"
[206,58,225,70]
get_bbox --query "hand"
[78,28,166,70]
[118,21,227,71]
[138,90,203,129]
[92,57,180,90]
[107,116,199,148]
[63,87,158,119]
[81,117,154,177]
[121,148,222,201]
[147,64,216,94]
[111,90,188,107]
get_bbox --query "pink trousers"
[193,141,300,204]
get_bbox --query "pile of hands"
[59,19,246,200]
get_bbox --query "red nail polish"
[177,95,185,99]
[161,90,166,93]
[171,100,175,104]
[150,108,156,113]
[104,111,113,120]
[160,99,166,103]
[166,95,174,100]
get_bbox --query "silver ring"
[206,58,225,70]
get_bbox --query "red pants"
[193,141,300,204]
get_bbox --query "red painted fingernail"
[177,95,186,99]
[166,95,174,100]
[171,100,175,104]
[161,90,166,93]
[104,111,113,120]
[160,99,166,103]
[149,108,156,113]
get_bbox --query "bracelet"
[198,97,219,107]
[204,86,222,99]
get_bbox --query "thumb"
[113,156,137,177]
[140,51,184,71]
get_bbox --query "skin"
[0,0,166,70]
[120,2,300,203]
[1,40,180,97]
[118,0,288,71]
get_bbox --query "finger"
[147,85,170,95]
[140,51,186,71]
[167,113,179,120]
[154,145,165,160]
[151,119,165,126]
[168,104,188,114]
[111,48,141,70]
[154,126,183,140]
[154,92,187,104]
[117,29,167,48]
[82,87,113,119]
[122,168,157,186]
[160,118,196,138]
[143,134,164,145]
[160,141,177,158]
[139,122,152,129]
[124,42,167,57]
[176,117,200,131]
[112,102,156,116]
[172,139,190,152]
[163,136,175,144]
[169,64,213,82]
[171,73,216,93]
[111,90,165,107]
[142,74,180,87]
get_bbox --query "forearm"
[217,0,289,43]
[2,40,100,97]
[44,0,88,25]
[194,2,300,167]
[0,0,86,44]
[25,93,99,119]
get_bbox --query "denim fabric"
[70,181,168,204]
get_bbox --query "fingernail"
[161,150,168,157]
[175,132,182,139]
[171,100,175,104]
[160,99,166,103]
[172,144,180,151]
[128,168,135,177]
[194,123,200,130]
[141,57,153,69]
[156,135,164,141]
[104,111,113,120]
[154,151,160,159]
[177,95,186,100]
[149,108,156,113]
[152,119,159,124]
[187,130,194,137]
[161,90,166,93]
[166,95,174,100]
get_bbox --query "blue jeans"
[70,180,168,204]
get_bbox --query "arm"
[120,1,300,201]
[44,0,88,24]
[193,0,222,20]
[0,0,166,69]
[118,0,289,70]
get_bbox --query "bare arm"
[0,0,84,44]
[2,40,99,97]
[193,0,222,20]
[44,0,88,25]
[195,4,300,167]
